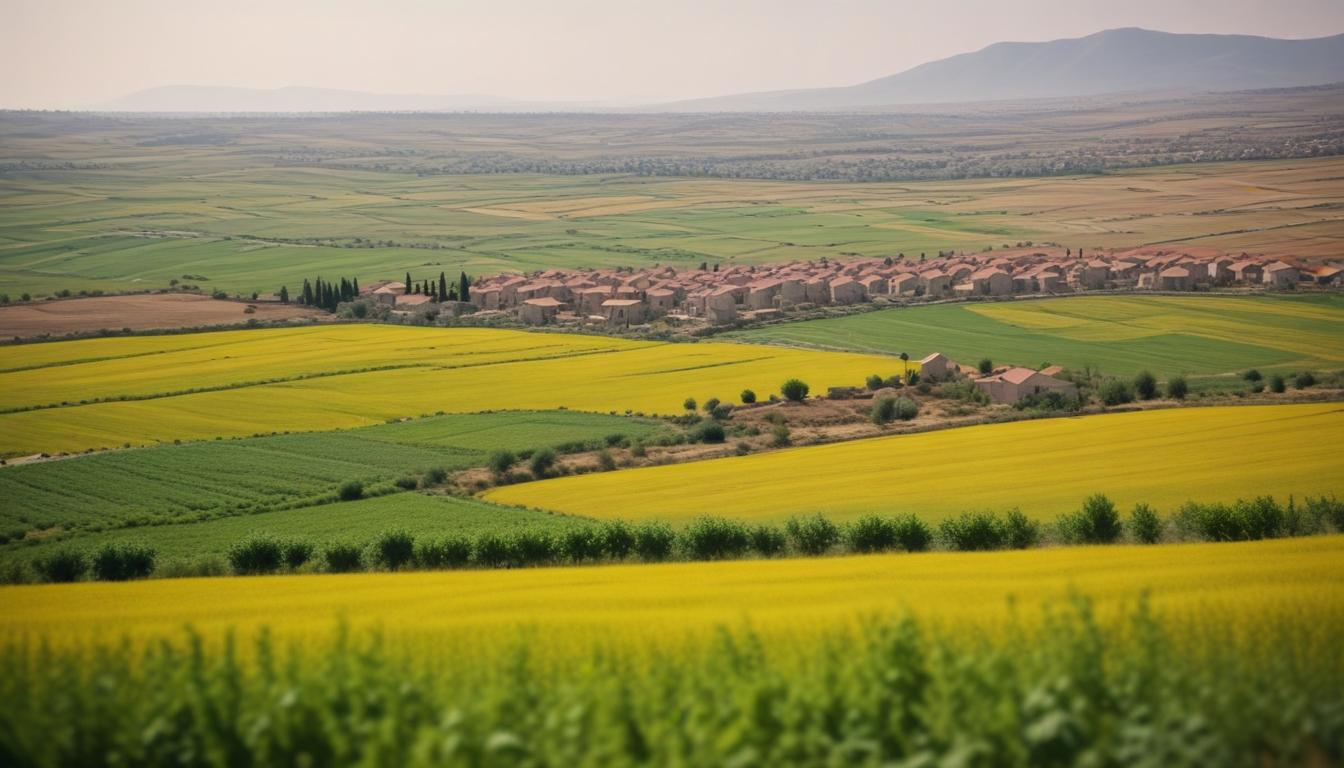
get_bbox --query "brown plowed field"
[0,294,326,339]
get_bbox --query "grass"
[0,410,659,537]
[0,325,912,457]
[731,294,1344,380]
[486,402,1344,524]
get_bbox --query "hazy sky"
[4,0,1344,107]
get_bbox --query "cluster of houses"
[918,352,1079,406]
[451,247,1341,327]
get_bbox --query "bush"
[893,396,919,421]
[559,527,604,563]
[394,475,419,490]
[323,543,364,573]
[939,511,1005,551]
[1242,369,1262,383]
[228,537,283,575]
[1173,501,1242,542]
[846,515,899,553]
[372,530,415,570]
[488,450,516,478]
[703,397,720,414]
[785,514,840,555]
[978,358,993,375]
[338,480,364,502]
[415,536,472,569]
[1166,375,1188,400]
[1134,370,1158,400]
[596,449,617,472]
[893,514,933,552]
[1129,503,1163,544]
[1002,509,1041,549]
[474,532,512,568]
[1237,497,1285,540]
[600,521,635,560]
[1295,371,1316,389]
[1269,375,1286,393]
[282,541,314,570]
[510,529,557,567]
[681,517,751,560]
[780,378,810,402]
[866,374,884,391]
[1305,495,1344,532]
[740,389,756,404]
[749,525,787,557]
[710,403,734,421]
[35,549,89,583]
[1099,380,1134,406]
[695,420,726,443]
[633,522,676,562]
[92,543,156,581]
[529,448,557,478]
[423,466,448,485]
[871,397,898,426]
[683,397,697,411]
[1059,494,1123,544]
[770,423,791,447]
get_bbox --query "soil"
[0,294,327,339]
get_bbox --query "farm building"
[973,367,1078,404]
[520,297,563,325]
[918,352,955,381]
[1263,262,1299,288]
[601,298,647,327]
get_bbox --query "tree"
[459,271,471,303]
[1134,370,1157,400]
[899,352,909,380]
[740,389,756,404]
[1099,380,1134,406]
[703,397,720,414]
[301,279,313,306]
[1269,374,1286,393]
[1242,369,1263,383]
[404,273,412,294]
[488,450,516,479]
[1166,375,1188,400]
[1295,372,1317,389]
[978,358,993,375]
[683,397,697,412]
[530,448,557,478]
[781,378,810,403]
[279,285,289,304]
[439,272,448,302]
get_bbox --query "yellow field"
[487,402,1344,523]
[3,536,1341,657]
[0,325,915,456]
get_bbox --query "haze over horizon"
[4,0,1344,110]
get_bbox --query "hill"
[665,28,1344,111]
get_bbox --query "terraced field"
[487,402,1344,523]
[0,325,911,457]
[732,294,1344,379]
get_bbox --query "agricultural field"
[3,113,1344,300]
[3,537,1342,764]
[0,293,326,339]
[0,410,660,536]
[487,402,1344,523]
[732,294,1344,380]
[0,325,910,457]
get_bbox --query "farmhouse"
[601,298,647,327]
[1263,262,1299,288]
[520,297,563,325]
[918,352,954,381]
[973,367,1078,405]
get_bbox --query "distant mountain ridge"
[662,28,1344,111]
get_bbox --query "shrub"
[683,397,697,411]
[749,525,787,557]
[1295,371,1316,389]
[771,423,791,447]
[228,537,283,575]
[785,514,840,555]
[510,529,557,567]
[939,511,1005,551]
[1305,495,1344,532]
[92,543,156,581]
[488,450,516,478]
[1236,497,1285,540]
[1129,503,1163,544]
[1269,375,1286,393]
[423,467,449,485]
[1242,369,1262,382]
[703,397,720,414]
[596,449,617,472]
[323,543,364,573]
[1002,509,1042,549]
[710,403,734,420]
[559,527,603,563]
[35,549,89,583]
[1174,501,1242,542]
[372,530,415,570]
[681,517,751,560]
[630,442,647,458]
[415,536,472,569]
[633,522,676,562]
[780,378,810,403]
[695,421,726,443]
[338,480,364,502]
[1099,380,1134,406]
[282,541,314,570]
[394,475,419,490]
[740,389,756,404]
[978,358,993,375]
[1166,375,1188,400]
[893,396,919,421]
[846,515,898,553]
[474,532,512,568]
[1059,494,1123,544]
[1134,370,1157,400]
[871,397,898,426]
[600,521,635,560]
[866,374,884,391]
[529,448,557,478]
[893,514,933,552]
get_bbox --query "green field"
[0,410,658,543]
[731,294,1344,379]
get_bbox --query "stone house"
[601,299,647,327]
[1263,262,1299,288]
[970,268,1012,296]
[973,367,1078,404]
[519,297,562,325]
[829,277,866,304]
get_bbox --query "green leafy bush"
[559,527,603,563]
[749,525,787,557]
[228,537,284,575]
[322,543,363,573]
[600,521,635,560]
[92,543,156,581]
[281,541,314,570]
[337,480,364,502]
[1099,380,1134,406]
[681,518,751,560]
[35,549,89,583]
[739,389,756,404]
[488,450,516,478]
[938,511,1005,551]
[1129,503,1163,544]
[785,514,840,555]
[780,378,810,402]
[1166,375,1188,400]
[633,522,676,562]
[1002,508,1042,549]
[414,536,472,569]
[846,515,899,553]
[529,448,558,478]
[473,532,512,568]
[371,530,415,570]
[510,529,557,567]
[1134,370,1157,400]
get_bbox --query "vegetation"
[780,378,810,402]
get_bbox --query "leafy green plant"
[322,543,363,573]
[680,518,751,560]
[34,549,89,583]
[1129,503,1163,544]
[785,514,840,555]
[227,537,284,575]
[371,530,415,570]
[92,543,156,581]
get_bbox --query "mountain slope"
[664,28,1344,111]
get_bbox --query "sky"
[3,0,1344,108]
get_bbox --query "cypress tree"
[279,286,289,304]
[439,272,448,302]
[352,277,359,296]
[300,279,312,305]
[458,271,470,303]
[405,273,412,294]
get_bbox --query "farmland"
[486,402,1344,523]
[3,537,1341,764]
[733,293,1344,379]
[0,325,911,457]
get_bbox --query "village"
[361,246,1343,330]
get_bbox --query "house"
[519,297,562,325]
[918,352,954,381]
[1306,265,1343,286]
[889,273,919,295]
[859,275,889,296]
[371,284,403,306]
[1207,258,1234,285]
[829,277,866,304]
[705,287,739,325]
[395,293,435,309]
[919,270,951,298]
[601,298,647,327]
[969,268,1012,296]
[1157,266,1192,291]
[470,287,502,310]
[1082,261,1110,290]
[746,280,782,310]
[1229,261,1263,284]
[1263,262,1299,288]
[645,288,677,316]
[974,367,1078,404]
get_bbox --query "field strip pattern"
[485,403,1344,523]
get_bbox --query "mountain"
[96,85,575,113]
[661,28,1344,112]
